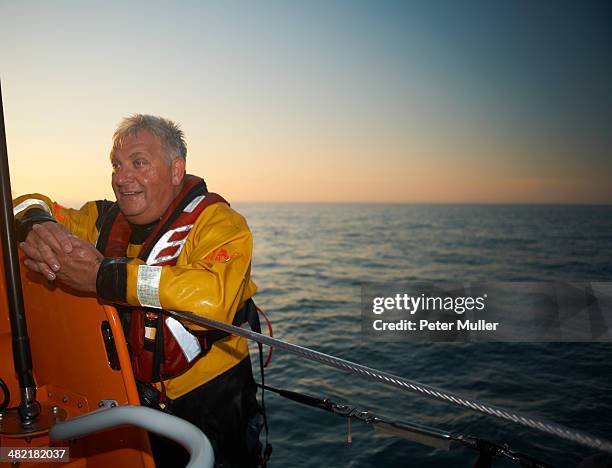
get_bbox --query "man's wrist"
[15,208,56,242]
[96,257,129,304]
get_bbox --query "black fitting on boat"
[0,377,10,411]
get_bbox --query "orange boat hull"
[0,251,154,467]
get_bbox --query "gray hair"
[111,114,187,163]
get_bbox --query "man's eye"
[111,162,120,172]
[134,159,147,168]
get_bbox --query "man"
[13,115,265,467]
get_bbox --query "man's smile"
[119,190,144,197]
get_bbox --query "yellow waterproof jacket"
[13,187,257,399]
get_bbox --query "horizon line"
[56,198,612,208]
[231,200,612,206]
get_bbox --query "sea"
[233,203,612,468]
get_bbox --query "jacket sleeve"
[13,193,102,244]
[96,203,257,327]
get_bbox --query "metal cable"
[167,309,612,454]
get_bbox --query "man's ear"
[171,157,186,185]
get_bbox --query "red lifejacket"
[96,175,229,382]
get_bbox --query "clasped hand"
[19,222,103,293]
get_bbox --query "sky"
[1,0,610,205]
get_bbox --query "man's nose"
[113,165,135,184]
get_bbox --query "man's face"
[111,131,185,225]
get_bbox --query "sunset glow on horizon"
[1,1,610,206]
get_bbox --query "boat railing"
[49,405,214,468]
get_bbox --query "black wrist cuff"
[96,257,129,304]
[15,208,56,242]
